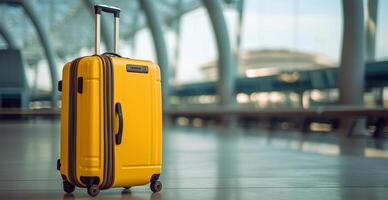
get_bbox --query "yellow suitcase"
[57,5,162,197]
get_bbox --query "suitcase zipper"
[99,55,115,189]
[68,58,83,187]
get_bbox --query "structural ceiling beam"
[202,0,235,107]
[0,21,17,49]
[138,0,170,108]
[20,0,58,107]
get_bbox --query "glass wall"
[239,0,342,79]
[175,8,217,84]
[1,0,387,108]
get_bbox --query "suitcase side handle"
[94,4,121,55]
[115,102,123,145]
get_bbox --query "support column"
[366,0,378,61]
[138,0,170,109]
[339,0,367,136]
[0,21,17,49]
[202,0,235,108]
[20,0,59,107]
[83,0,113,52]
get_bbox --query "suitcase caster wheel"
[123,186,131,190]
[63,181,75,194]
[87,184,100,197]
[150,180,162,193]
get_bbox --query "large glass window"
[133,29,156,61]
[238,0,342,78]
[175,8,217,84]
[376,0,388,61]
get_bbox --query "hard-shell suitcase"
[57,5,163,197]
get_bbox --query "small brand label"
[126,65,148,73]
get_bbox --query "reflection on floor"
[0,119,388,200]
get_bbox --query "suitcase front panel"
[111,57,162,187]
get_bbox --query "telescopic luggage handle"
[94,4,121,55]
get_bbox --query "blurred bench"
[1,106,386,137]
[165,106,388,137]
[0,108,60,116]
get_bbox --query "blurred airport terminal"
[0,0,388,199]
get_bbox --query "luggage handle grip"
[94,4,120,17]
[115,103,123,145]
[94,4,120,55]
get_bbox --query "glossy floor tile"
[0,119,388,200]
